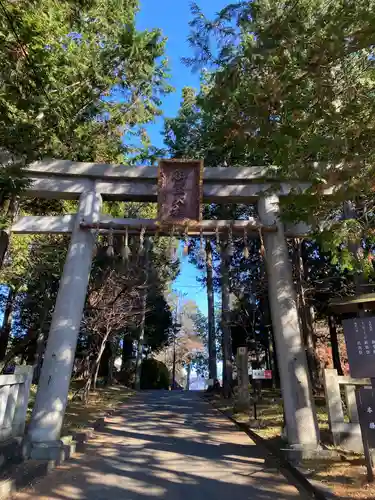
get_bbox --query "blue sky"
[137,0,227,314]
[136,0,228,149]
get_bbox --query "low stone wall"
[0,366,33,443]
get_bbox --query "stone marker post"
[323,368,345,447]
[235,346,250,412]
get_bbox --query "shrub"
[140,359,170,390]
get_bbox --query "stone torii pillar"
[27,185,101,458]
[258,195,319,450]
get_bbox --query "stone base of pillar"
[23,440,65,461]
[281,444,341,465]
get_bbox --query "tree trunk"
[107,337,120,386]
[0,197,19,271]
[186,362,191,391]
[343,201,365,293]
[121,333,133,371]
[270,327,280,387]
[0,329,37,373]
[134,286,147,390]
[328,314,343,375]
[32,299,51,383]
[302,301,320,388]
[0,231,9,269]
[93,354,101,390]
[93,333,111,390]
[134,246,150,391]
[292,239,320,390]
[33,331,47,384]
[260,248,279,388]
[206,239,217,380]
[0,287,14,361]
[267,327,277,389]
[221,248,232,398]
[172,327,176,388]
[83,331,110,402]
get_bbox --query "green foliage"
[0,0,176,367]
[140,358,170,390]
[166,0,375,269]
[185,0,375,174]
[144,291,172,351]
[296,239,357,317]
[0,0,171,165]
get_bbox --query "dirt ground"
[27,381,134,435]
[209,391,375,500]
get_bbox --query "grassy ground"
[27,379,134,436]
[209,390,375,500]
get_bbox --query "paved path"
[13,392,302,500]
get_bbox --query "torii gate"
[12,159,322,458]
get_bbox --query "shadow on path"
[13,391,303,500]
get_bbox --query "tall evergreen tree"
[182,0,375,269]
[0,0,175,376]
